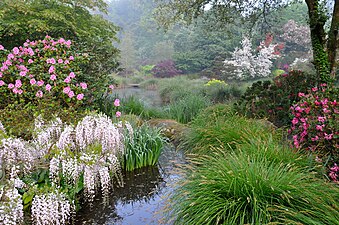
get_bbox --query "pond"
[75,145,186,224]
[111,87,162,108]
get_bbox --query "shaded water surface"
[112,87,162,107]
[75,145,185,224]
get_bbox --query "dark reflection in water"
[75,145,185,225]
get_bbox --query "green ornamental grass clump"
[123,124,164,171]
[169,146,339,225]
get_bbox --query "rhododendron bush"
[290,85,338,182]
[0,36,88,108]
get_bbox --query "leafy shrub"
[235,70,317,126]
[151,60,182,78]
[290,85,338,180]
[203,79,243,103]
[0,36,88,109]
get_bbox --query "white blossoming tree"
[223,36,281,80]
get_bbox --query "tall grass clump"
[165,94,211,124]
[168,147,339,225]
[158,76,205,104]
[123,124,164,171]
[181,104,277,154]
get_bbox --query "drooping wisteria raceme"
[0,181,24,225]
[31,191,73,225]
[0,112,133,224]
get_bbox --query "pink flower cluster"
[290,87,338,150]
[0,36,88,103]
[329,163,339,182]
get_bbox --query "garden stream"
[76,86,184,224]
[75,145,186,224]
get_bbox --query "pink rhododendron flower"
[109,84,114,90]
[30,79,36,85]
[323,108,331,113]
[20,71,27,76]
[69,72,75,78]
[317,116,326,123]
[48,66,55,74]
[80,82,87,89]
[15,80,22,88]
[0,45,4,50]
[36,90,43,98]
[64,77,71,83]
[298,92,305,97]
[311,136,319,141]
[8,83,14,89]
[324,133,333,140]
[45,84,52,92]
[68,91,75,98]
[64,60,70,64]
[50,74,57,81]
[316,124,324,131]
[4,60,12,66]
[63,86,71,94]
[7,53,14,60]
[291,117,298,125]
[329,163,339,182]
[116,111,121,118]
[37,80,44,86]
[311,87,318,92]
[58,59,63,64]
[114,99,120,107]
[77,93,84,100]
[0,80,5,86]
[69,56,74,60]
[13,47,19,55]
[28,59,34,64]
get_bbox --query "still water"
[75,145,185,225]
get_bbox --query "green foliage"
[235,70,318,127]
[165,94,211,124]
[123,125,164,171]
[181,104,277,154]
[203,80,244,103]
[158,76,205,104]
[0,102,87,140]
[169,145,339,225]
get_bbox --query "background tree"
[155,0,338,83]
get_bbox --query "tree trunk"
[305,0,331,83]
[327,0,339,76]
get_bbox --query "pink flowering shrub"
[0,36,88,109]
[290,85,338,181]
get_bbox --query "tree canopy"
[155,0,338,82]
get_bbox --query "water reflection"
[112,87,162,107]
[75,145,185,225]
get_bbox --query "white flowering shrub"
[223,36,281,80]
